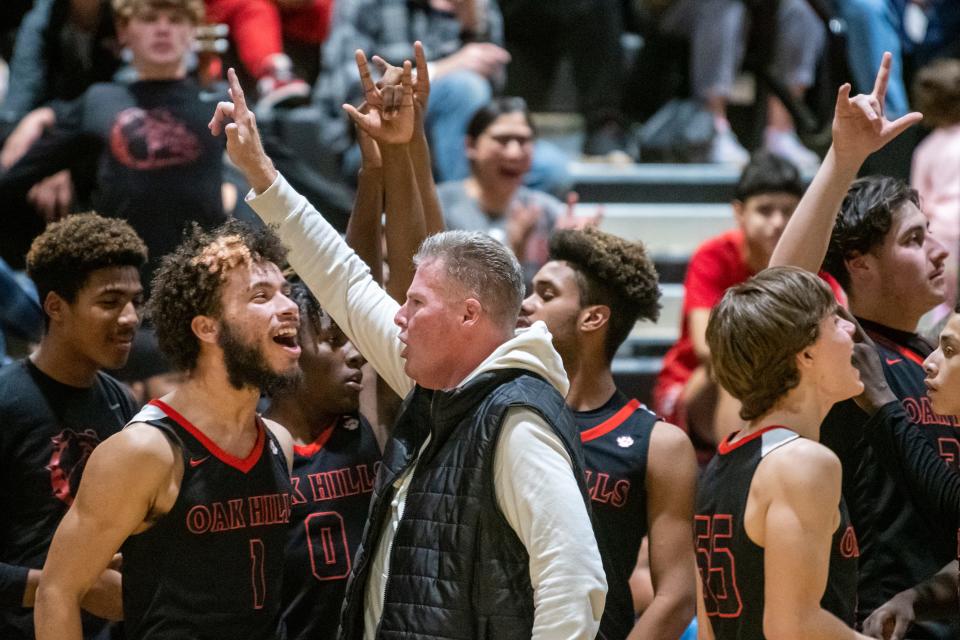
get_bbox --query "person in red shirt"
[654,152,832,464]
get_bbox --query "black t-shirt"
[0,78,226,286]
[282,413,381,640]
[574,391,655,640]
[821,319,958,637]
[121,400,292,640]
[695,427,859,640]
[0,359,137,640]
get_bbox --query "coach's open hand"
[208,68,278,193]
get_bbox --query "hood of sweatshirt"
[458,320,569,397]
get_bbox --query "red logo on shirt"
[840,526,860,559]
[47,428,102,506]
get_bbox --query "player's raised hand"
[208,68,276,191]
[832,52,923,164]
[371,41,432,115]
[343,52,415,145]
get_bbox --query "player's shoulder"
[760,437,841,491]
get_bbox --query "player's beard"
[218,319,301,395]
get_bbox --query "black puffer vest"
[338,368,591,640]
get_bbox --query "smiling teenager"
[0,214,145,640]
[34,221,297,640]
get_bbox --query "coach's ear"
[191,315,219,345]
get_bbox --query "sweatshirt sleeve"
[0,562,29,607]
[493,407,607,639]
[246,173,413,398]
[863,401,960,533]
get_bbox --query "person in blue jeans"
[838,0,960,118]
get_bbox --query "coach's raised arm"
[211,47,608,640]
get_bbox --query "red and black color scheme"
[821,318,959,638]
[695,427,858,639]
[281,413,381,640]
[121,400,291,640]
[0,359,136,640]
[574,390,655,640]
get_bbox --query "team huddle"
[2,1,959,640]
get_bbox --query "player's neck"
[167,371,262,436]
[743,386,830,443]
[30,337,99,388]
[265,396,337,446]
[565,360,616,412]
[849,295,921,334]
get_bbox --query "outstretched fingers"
[885,111,923,140]
[871,51,893,109]
[355,49,378,101]
[413,41,430,94]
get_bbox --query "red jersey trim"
[149,399,265,473]
[293,421,337,457]
[580,399,642,443]
[717,425,788,455]
[867,331,926,367]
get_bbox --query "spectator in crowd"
[838,0,960,120]
[519,227,698,640]
[0,257,43,364]
[911,57,960,315]
[500,0,630,158]
[0,213,145,640]
[653,151,845,465]
[203,0,332,109]
[439,97,567,285]
[770,52,958,638]
[219,49,607,638]
[0,0,225,289]
[314,0,570,194]
[659,0,826,170]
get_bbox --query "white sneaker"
[708,128,750,166]
[764,128,821,173]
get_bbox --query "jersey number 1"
[695,514,743,617]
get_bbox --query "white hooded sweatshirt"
[247,174,606,640]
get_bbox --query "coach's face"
[394,258,468,389]
[924,313,960,416]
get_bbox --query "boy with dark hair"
[770,52,958,637]
[519,227,697,640]
[35,220,298,640]
[654,151,844,463]
[0,213,146,639]
[697,266,868,640]
[266,281,381,640]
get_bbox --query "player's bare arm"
[770,52,922,273]
[34,424,180,640]
[629,421,697,639]
[751,441,871,639]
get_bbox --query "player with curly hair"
[0,213,146,640]
[517,227,698,640]
[35,220,299,640]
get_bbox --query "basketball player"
[518,227,697,639]
[696,267,869,639]
[266,282,381,640]
[0,213,145,640]
[35,221,298,640]
[769,53,957,636]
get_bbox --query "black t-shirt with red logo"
[0,78,226,287]
[821,319,959,638]
[0,358,137,639]
[695,427,859,640]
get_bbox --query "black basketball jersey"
[696,427,859,640]
[282,413,381,640]
[821,319,958,633]
[121,400,292,640]
[575,390,655,640]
